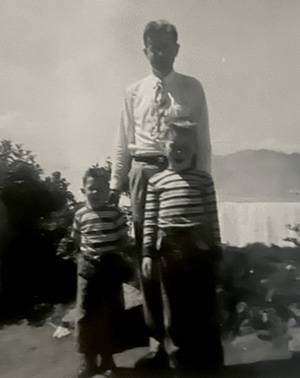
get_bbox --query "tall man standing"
[110,20,212,367]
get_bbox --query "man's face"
[165,140,194,172]
[144,32,179,73]
[82,176,109,209]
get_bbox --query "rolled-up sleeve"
[110,89,134,191]
[71,212,81,247]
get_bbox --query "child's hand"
[142,257,153,279]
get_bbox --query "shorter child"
[72,167,129,378]
[142,119,224,372]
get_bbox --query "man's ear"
[81,188,85,195]
[175,43,180,57]
[143,47,148,59]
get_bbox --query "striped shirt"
[143,169,221,257]
[71,204,127,259]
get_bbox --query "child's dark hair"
[143,20,178,45]
[82,167,110,186]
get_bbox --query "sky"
[0,0,300,195]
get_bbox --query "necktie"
[151,80,171,139]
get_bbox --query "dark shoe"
[76,355,98,378]
[173,349,224,374]
[98,358,117,377]
[76,367,98,378]
[135,349,169,370]
[101,368,117,377]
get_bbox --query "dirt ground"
[0,319,149,378]
[1,284,299,378]
[0,316,297,378]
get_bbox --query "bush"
[0,140,77,318]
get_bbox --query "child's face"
[82,176,109,208]
[165,140,194,172]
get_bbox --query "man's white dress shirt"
[110,70,211,191]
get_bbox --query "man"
[110,19,212,368]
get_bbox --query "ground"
[2,284,300,378]
[1,312,299,378]
[0,320,146,378]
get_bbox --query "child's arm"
[142,180,159,278]
[143,180,160,258]
[69,212,81,257]
[57,213,80,261]
[203,174,222,260]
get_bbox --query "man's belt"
[133,155,167,166]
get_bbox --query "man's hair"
[82,167,110,186]
[143,20,178,45]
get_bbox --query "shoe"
[101,368,116,377]
[134,349,169,370]
[76,355,98,378]
[76,367,98,378]
[98,358,117,377]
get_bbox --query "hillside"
[213,150,300,202]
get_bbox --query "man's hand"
[108,189,120,206]
[142,257,153,280]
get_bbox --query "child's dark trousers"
[75,253,125,366]
[157,226,224,370]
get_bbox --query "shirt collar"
[85,202,108,211]
[150,69,176,86]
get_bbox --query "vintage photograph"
[1,1,300,377]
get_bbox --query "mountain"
[213,150,300,202]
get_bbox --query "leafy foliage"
[0,139,76,225]
[0,139,42,185]
[284,224,300,247]
[220,243,300,340]
[0,140,77,315]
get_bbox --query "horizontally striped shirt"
[143,169,221,257]
[71,204,127,258]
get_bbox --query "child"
[72,167,129,378]
[142,119,224,372]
